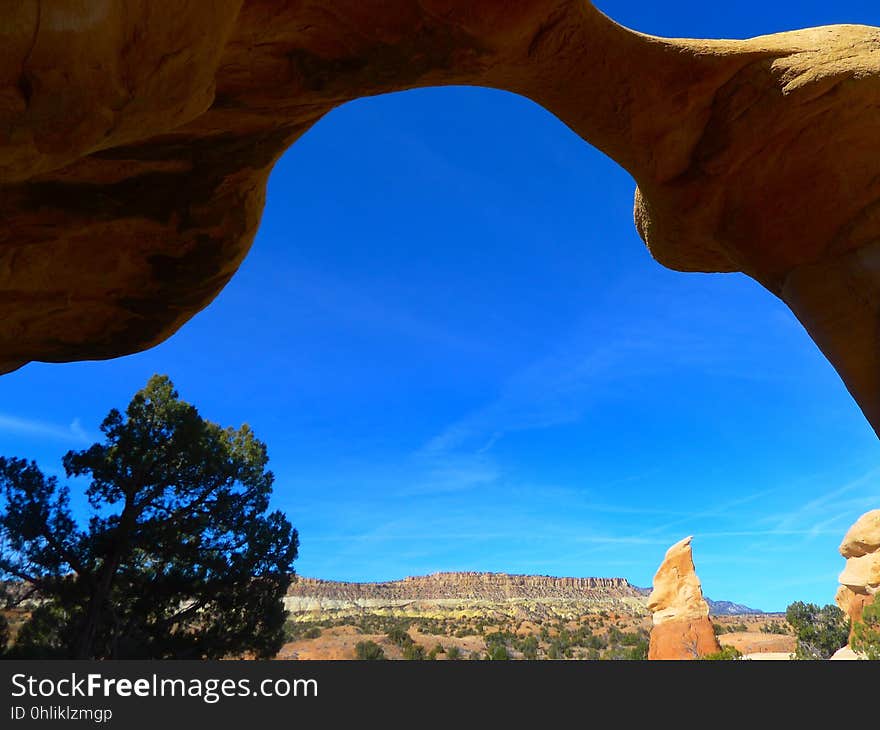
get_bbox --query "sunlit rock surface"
[2,2,880,436]
[647,536,721,659]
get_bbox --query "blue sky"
[2,1,879,613]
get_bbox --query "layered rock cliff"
[2,3,880,436]
[284,572,645,613]
[647,537,721,660]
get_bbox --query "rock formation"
[284,572,648,616]
[647,536,721,660]
[289,572,637,601]
[2,2,880,435]
[836,510,880,643]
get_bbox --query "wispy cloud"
[280,265,492,355]
[393,453,500,497]
[407,321,682,500]
[764,467,880,534]
[0,413,93,445]
[414,281,803,495]
[639,486,785,539]
[421,335,651,456]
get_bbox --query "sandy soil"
[718,631,796,655]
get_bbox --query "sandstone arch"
[2,1,879,434]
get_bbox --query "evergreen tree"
[0,375,298,659]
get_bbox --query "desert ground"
[276,606,793,660]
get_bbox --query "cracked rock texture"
[647,536,721,660]
[2,1,880,435]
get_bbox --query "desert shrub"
[484,631,512,647]
[785,601,849,660]
[602,626,649,660]
[488,644,510,660]
[605,642,648,660]
[702,646,743,660]
[403,643,426,660]
[852,594,880,660]
[355,640,385,660]
[518,635,539,660]
[611,628,647,647]
[446,646,462,660]
[427,643,445,660]
[302,627,322,639]
[546,639,573,659]
[386,627,412,648]
[760,622,789,634]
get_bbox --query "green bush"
[702,646,743,660]
[785,601,849,660]
[518,635,539,660]
[852,594,880,660]
[386,627,412,648]
[446,646,462,660]
[402,643,426,660]
[760,622,789,634]
[355,641,385,660]
[302,627,322,639]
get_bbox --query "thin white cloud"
[0,413,93,445]
[740,467,880,559]
[282,265,492,355]
[769,467,880,533]
[392,452,500,497]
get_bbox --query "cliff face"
[287,572,638,603]
[2,3,880,436]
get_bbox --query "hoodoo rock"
[2,2,880,436]
[647,536,721,660]
[836,510,880,642]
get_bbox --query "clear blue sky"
[2,1,879,613]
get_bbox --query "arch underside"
[1,1,879,435]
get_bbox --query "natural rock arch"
[2,1,879,435]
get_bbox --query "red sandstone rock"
[647,537,721,660]
[648,617,721,661]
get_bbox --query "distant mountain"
[628,586,763,615]
[706,598,764,615]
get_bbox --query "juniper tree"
[0,375,298,659]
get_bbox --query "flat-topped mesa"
[288,572,638,602]
[2,2,880,436]
[647,536,721,660]
[835,510,880,647]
